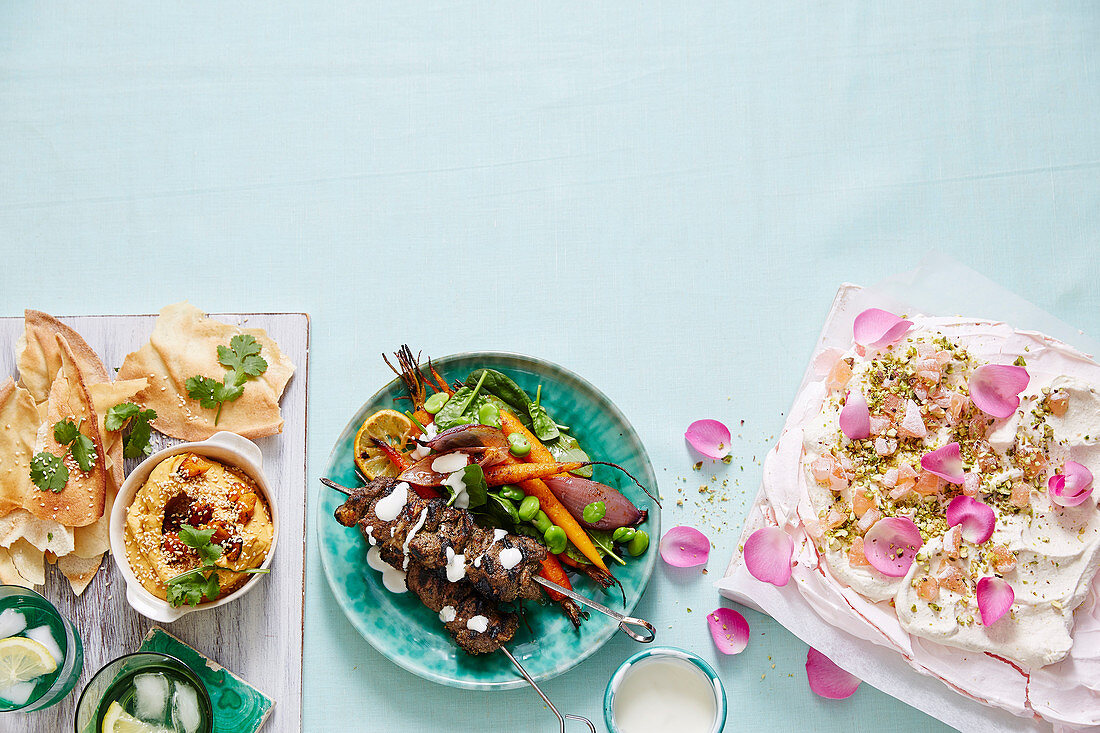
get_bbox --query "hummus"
[124,452,273,601]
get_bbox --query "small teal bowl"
[604,647,726,733]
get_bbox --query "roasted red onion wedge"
[422,425,511,467]
[543,475,647,530]
[426,424,510,452]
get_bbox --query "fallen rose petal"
[946,495,996,544]
[660,525,710,567]
[685,419,731,460]
[743,526,794,586]
[806,647,861,699]
[839,390,871,440]
[853,308,913,348]
[863,516,923,577]
[707,607,750,655]
[921,442,965,484]
[977,576,1014,626]
[1048,461,1095,507]
[969,364,1030,419]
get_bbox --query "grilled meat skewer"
[405,564,519,655]
[335,477,546,603]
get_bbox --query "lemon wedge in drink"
[101,701,168,733]
[0,636,56,688]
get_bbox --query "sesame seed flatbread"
[117,301,295,441]
[29,336,109,527]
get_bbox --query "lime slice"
[101,701,168,733]
[0,636,56,688]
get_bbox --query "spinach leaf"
[473,492,518,531]
[435,371,493,429]
[460,464,488,510]
[588,529,626,565]
[527,402,560,442]
[563,542,591,566]
[547,434,592,478]
[465,369,530,416]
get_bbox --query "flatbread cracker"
[118,301,295,441]
[0,510,74,556]
[57,553,102,596]
[0,546,30,587]
[17,309,109,403]
[30,336,109,527]
[0,378,42,517]
[8,538,45,586]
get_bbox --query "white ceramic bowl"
[108,431,279,623]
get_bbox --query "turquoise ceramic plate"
[317,352,660,690]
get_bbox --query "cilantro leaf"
[108,402,158,458]
[218,335,268,378]
[105,402,140,432]
[70,433,97,472]
[30,452,68,493]
[53,419,80,446]
[179,523,224,564]
[123,410,157,458]
[166,568,215,608]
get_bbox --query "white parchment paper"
[718,254,1099,732]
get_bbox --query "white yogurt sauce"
[499,547,523,571]
[401,508,429,570]
[439,605,456,623]
[374,482,410,522]
[445,546,467,582]
[366,546,407,594]
[432,453,469,474]
[612,657,717,733]
[466,615,489,633]
[410,423,437,460]
[364,526,376,546]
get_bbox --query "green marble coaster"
[139,627,274,733]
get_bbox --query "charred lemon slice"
[354,409,416,481]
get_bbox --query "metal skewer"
[534,577,655,643]
[500,646,596,733]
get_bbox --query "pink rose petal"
[863,517,923,577]
[969,364,1030,419]
[659,525,711,567]
[946,495,996,545]
[977,576,1014,626]
[853,308,913,348]
[805,648,861,699]
[707,607,749,655]
[921,442,965,484]
[839,391,871,440]
[1048,461,1095,507]
[743,526,794,586]
[685,419,731,460]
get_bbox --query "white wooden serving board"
[3,312,309,733]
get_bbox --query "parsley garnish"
[105,402,158,458]
[164,522,269,607]
[185,335,269,424]
[30,452,68,493]
[30,418,98,491]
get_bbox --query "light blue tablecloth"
[2,3,1098,730]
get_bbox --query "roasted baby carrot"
[483,461,589,486]
[538,554,572,602]
[498,410,556,464]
